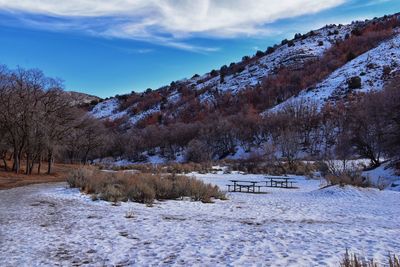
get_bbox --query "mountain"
[90,13,400,129]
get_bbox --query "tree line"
[106,76,399,168]
[1,65,398,172]
[0,65,108,174]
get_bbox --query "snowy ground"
[1,173,399,266]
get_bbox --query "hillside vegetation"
[88,14,400,168]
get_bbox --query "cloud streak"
[0,0,346,51]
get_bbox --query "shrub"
[266,46,275,54]
[348,76,362,89]
[210,69,219,77]
[100,184,125,202]
[256,50,265,57]
[68,168,225,204]
[382,65,392,78]
[185,140,212,163]
[347,51,357,61]
[125,180,155,204]
[287,40,295,47]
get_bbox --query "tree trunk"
[25,153,30,175]
[17,148,23,174]
[47,150,53,175]
[13,149,19,174]
[29,160,34,175]
[83,149,90,166]
[37,156,41,175]
[2,158,7,171]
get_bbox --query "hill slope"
[269,32,400,113]
[91,14,399,128]
[86,13,400,166]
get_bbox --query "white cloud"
[0,0,346,51]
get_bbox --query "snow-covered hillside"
[270,33,400,112]
[192,24,352,95]
[88,14,399,137]
[90,99,127,120]
[90,23,356,125]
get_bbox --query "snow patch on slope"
[90,99,126,120]
[129,104,160,125]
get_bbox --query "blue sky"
[0,0,398,98]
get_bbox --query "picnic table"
[227,180,262,193]
[264,176,297,188]
[226,177,298,193]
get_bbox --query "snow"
[269,33,400,113]
[1,173,399,266]
[128,104,160,125]
[363,162,400,191]
[146,154,166,164]
[90,99,127,120]
[90,98,161,126]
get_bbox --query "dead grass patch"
[340,249,399,267]
[326,171,370,188]
[67,167,226,204]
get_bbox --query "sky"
[0,0,398,98]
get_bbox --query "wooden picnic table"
[227,180,262,193]
[226,177,298,193]
[264,176,296,188]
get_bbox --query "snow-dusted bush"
[67,168,226,204]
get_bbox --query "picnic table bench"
[227,180,262,193]
[226,177,298,193]
[264,176,297,189]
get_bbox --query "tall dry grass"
[67,168,226,204]
[340,249,399,267]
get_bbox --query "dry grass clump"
[325,170,369,187]
[340,249,399,267]
[67,168,226,204]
